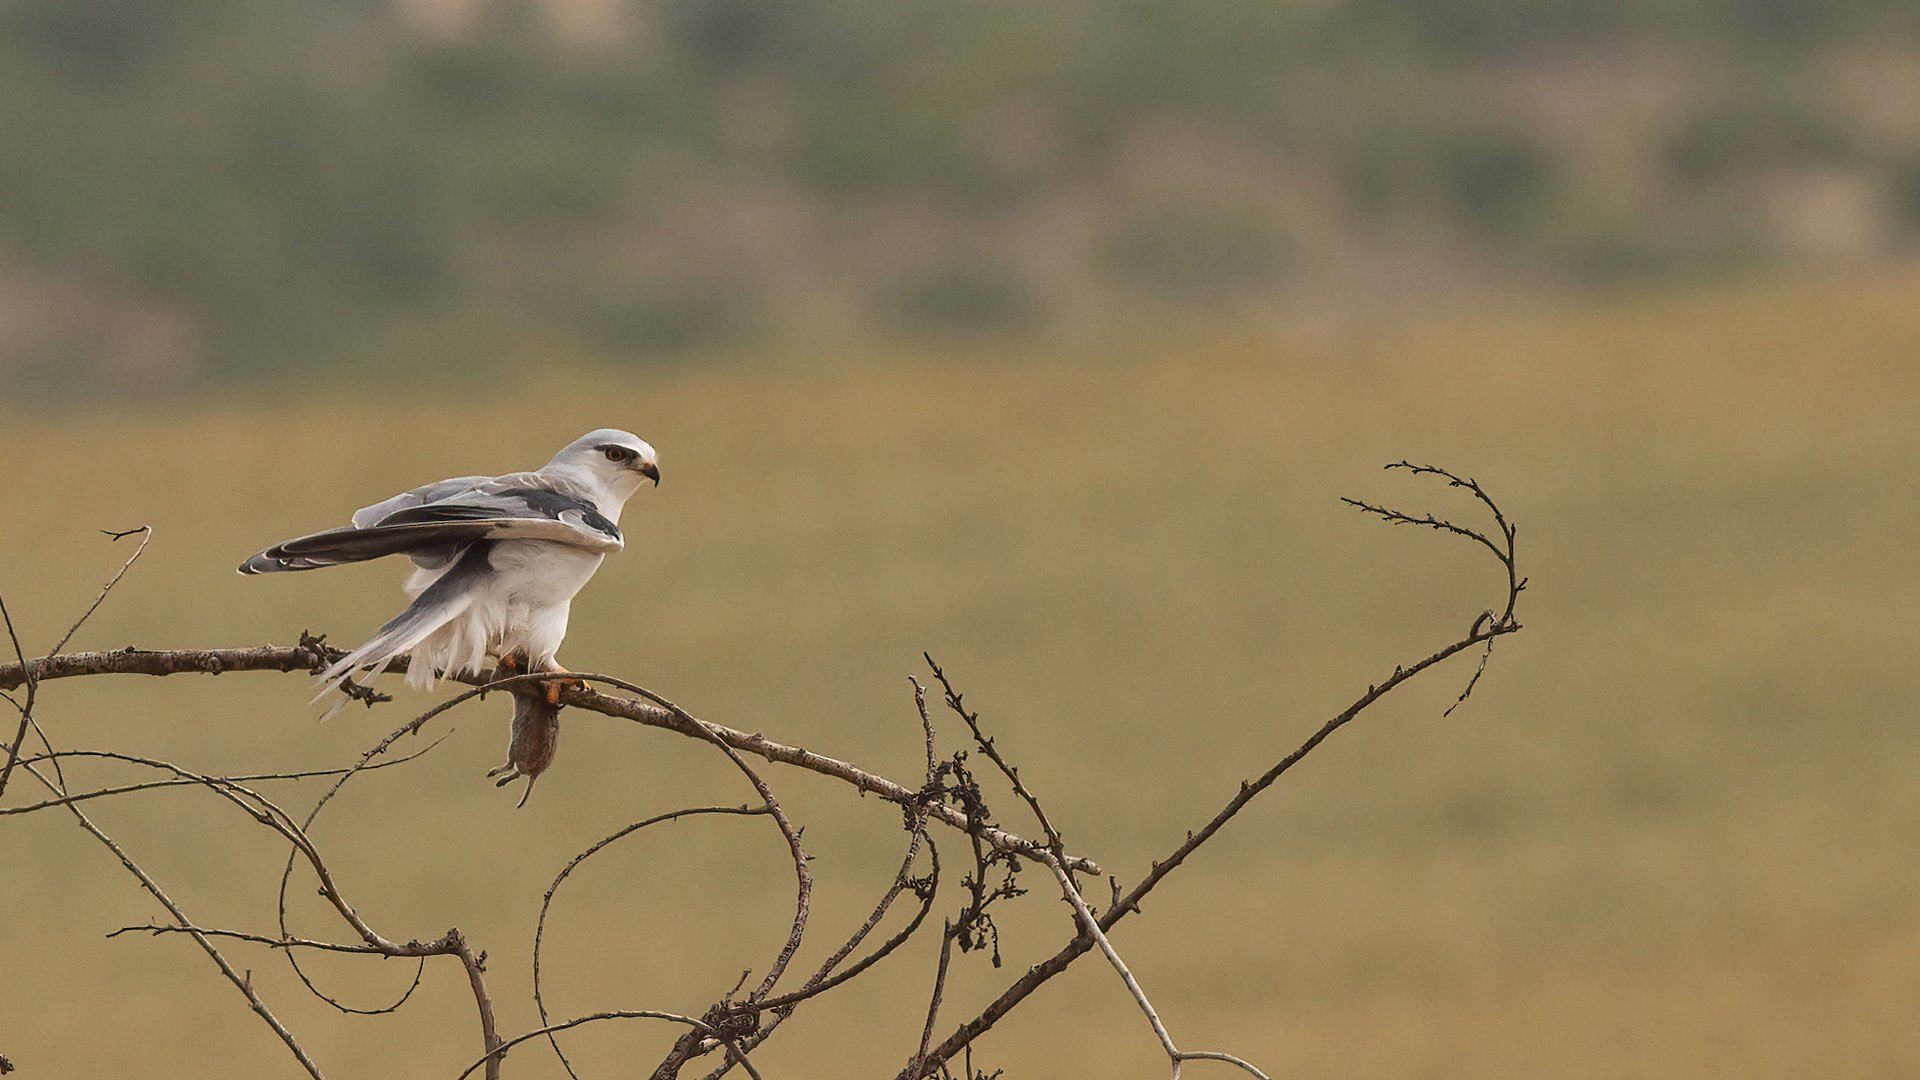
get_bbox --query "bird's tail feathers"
[313,544,492,714]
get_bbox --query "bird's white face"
[546,428,660,504]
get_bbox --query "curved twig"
[533,804,773,1078]
[0,741,448,817]
[452,1011,762,1080]
[696,683,948,1080]
[643,716,809,1079]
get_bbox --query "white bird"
[240,428,659,799]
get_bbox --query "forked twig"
[48,526,153,658]
[1037,851,1269,1079]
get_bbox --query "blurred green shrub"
[885,262,1042,332]
[1102,204,1287,291]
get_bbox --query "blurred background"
[3,0,1920,388]
[3,1,1919,1078]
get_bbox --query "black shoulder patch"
[497,487,621,541]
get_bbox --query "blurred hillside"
[3,0,1920,391]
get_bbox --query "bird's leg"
[537,660,587,705]
[489,652,520,685]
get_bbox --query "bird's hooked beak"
[638,460,660,486]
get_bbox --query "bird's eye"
[603,447,628,463]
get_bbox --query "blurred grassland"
[4,267,1920,1077]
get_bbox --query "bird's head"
[545,429,660,505]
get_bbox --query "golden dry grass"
[3,266,1919,1077]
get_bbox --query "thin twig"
[757,834,938,1014]
[107,924,386,955]
[0,594,38,802]
[124,757,495,1073]
[697,686,949,1078]
[1036,852,1269,1079]
[646,718,809,1079]
[906,921,958,1080]
[47,526,153,658]
[452,1011,762,1080]
[0,740,448,817]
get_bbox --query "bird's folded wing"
[351,475,495,529]
[239,475,622,574]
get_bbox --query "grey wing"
[350,474,495,571]
[239,473,622,575]
[350,476,494,529]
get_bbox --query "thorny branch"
[924,656,1064,858]
[1,463,1526,1079]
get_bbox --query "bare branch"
[106,755,504,1075]
[107,924,386,955]
[0,650,1099,873]
[906,922,958,1080]
[691,680,953,1080]
[446,928,504,1080]
[5,462,1524,1080]
[1341,460,1525,627]
[689,725,811,1005]
[0,643,340,690]
[758,831,937,1013]
[0,740,448,817]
